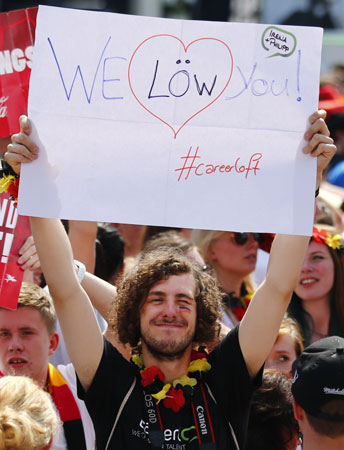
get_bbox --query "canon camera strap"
[142,382,217,449]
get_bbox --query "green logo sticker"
[181,425,197,442]
[261,26,297,58]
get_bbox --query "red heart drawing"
[128,34,233,139]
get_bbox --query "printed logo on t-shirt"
[130,419,197,448]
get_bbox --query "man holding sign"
[5,111,335,450]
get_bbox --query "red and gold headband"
[312,226,343,251]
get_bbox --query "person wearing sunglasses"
[193,230,266,328]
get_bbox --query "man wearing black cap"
[292,336,344,449]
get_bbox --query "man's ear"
[292,397,304,422]
[48,332,59,356]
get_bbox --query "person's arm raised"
[238,110,336,379]
[31,219,104,390]
[239,233,309,378]
[6,116,103,391]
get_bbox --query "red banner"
[0,192,31,309]
[0,7,37,138]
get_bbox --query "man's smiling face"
[140,273,197,361]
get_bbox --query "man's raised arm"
[238,110,336,378]
[6,116,104,391]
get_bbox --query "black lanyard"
[142,390,164,448]
[191,381,216,449]
[142,381,216,449]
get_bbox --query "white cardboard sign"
[19,6,323,234]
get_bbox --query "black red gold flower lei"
[132,347,211,413]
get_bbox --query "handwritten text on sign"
[20,7,323,234]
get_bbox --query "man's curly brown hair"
[110,248,223,348]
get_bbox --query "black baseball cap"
[291,336,344,422]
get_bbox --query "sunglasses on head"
[233,232,261,246]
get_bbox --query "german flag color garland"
[132,347,211,413]
[0,160,19,201]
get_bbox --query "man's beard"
[141,324,195,362]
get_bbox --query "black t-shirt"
[77,325,262,450]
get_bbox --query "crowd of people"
[0,106,341,450]
[0,10,344,446]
